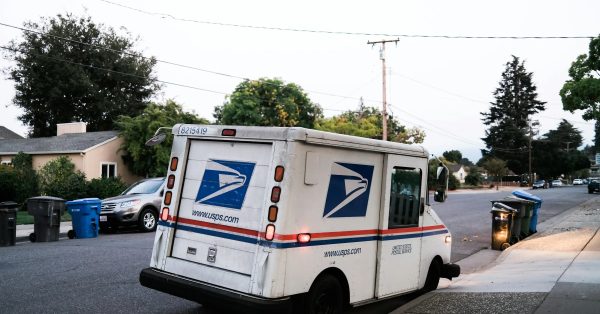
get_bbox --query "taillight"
[160,207,169,221]
[268,206,278,222]
[274,166,284,182]
[170,157,178,171]
[164,191,172,205]
[297,233,311,244]
[222,129,236,136]
[271,186,281,203]
[265,224,275,241]
[167,175,175,189]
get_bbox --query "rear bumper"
[139,268,291,311]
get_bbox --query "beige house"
[0,123,139,184]
[448,164,467,184]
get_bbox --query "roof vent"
[57,122,86,136]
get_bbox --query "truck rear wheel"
[305,274,343,314]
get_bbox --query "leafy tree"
[214,78,323,128]
[481,56,546,174]
[316,105,425,144]
[11,152,38,204]
[544,119,583,150]
[86,177,127,199]
[5,13,159,137]
[38,156,87,200]
[116,100,207,177]
[459,157,475,167]
[482,158,509,189]
[443,150,462,163]
[464,167,483,186]
[0,166,18,202]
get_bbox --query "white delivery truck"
[140,124,459,313]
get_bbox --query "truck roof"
[173,124,428,158]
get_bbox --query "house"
[0,123,140,184]
[448,164,467,183]
[0,126,24,140]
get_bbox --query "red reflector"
[268,205,278,222]
[297,233,311,243]
[274,166,284,182]
[265,224,275,241]
[222,129,236,136]
[160,207,169,221]
[164,191,172,205]
[271,186,281,203]
[170,157,178,171]
[167,175,175,189]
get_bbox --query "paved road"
[434,185,596,262]
[0,186,593,313]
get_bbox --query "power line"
[99,0,595,40]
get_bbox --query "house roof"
[0,131,119,155]
[0,126,24,139]
[447,164,464,173]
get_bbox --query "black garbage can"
[27,196,65,242]
[498,197,534,239]
[490,202,516,250]
[0,202,19,246]
[491,199,522,243]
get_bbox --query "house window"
[0,160,11,166]
[388,167,422,228]
[101,162,117,178]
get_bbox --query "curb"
[15,231,70,243]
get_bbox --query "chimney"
[57,122,87,136]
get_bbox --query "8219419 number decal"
[178,125,208,135]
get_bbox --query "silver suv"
[99,177,165,232]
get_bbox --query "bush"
[0,165,18,202]
[448,173,460,190]
[86,177,128,199]
[12,152,38,204]
[38,156,87,201]
[465,167,483,186]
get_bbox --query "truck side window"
[388,167,422,228]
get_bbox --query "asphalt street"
[0,186,592,313]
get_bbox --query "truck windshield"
[122,179,164,195]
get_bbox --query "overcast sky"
[1,0,599,162]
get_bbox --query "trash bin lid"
[0,201,19,209]
[512,190,542,203]
[28,196,65,202]
[66,198,102,205]
[491,202,516,213]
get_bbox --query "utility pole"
[367,38,399,141]
[528,120,539,186]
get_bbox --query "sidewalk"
[15,221,72,242]
[392,196,600,314]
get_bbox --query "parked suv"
[100,177,165,232]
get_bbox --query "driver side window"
[388,167,422,228]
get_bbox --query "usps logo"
[323,162,374,218]
[195,159,256,210]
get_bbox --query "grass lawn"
[16,210,72,225]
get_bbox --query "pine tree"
[481,56,546,174]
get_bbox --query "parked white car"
[573,179,584,185]
[551,179,563,187]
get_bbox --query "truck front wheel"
[422,259,441,292]
[305,274,343,314]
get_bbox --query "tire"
[305,274,343,314]
[589,189,594,194]
[422,259,441,292]
[67,230,75,239]
[139,208,158,232]
[29,233,36,242]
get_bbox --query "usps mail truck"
[140,124,459,313]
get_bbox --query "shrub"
[86,177,128,199]
[448,173,460,190]
[12,152,38,204]
[38,156,87,201]
[0,165,18,202]
[465,167,483,186]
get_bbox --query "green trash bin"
[498,197,535,239]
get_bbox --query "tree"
[116,100,208,177]
[544,119,583,150]
[5,13,159,137]
[464,167,483,186]
[443,150,462,163]
[38,156,87,200]
[481,56,546,174]
[482,158,509,189]
[316,105,425,144]
[214,78,323,128]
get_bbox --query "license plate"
[100,216,107,222]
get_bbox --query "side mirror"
[145,133,167,147]
[433,165,448,202]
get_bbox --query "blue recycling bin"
[512,190,542,234]
[66,198,102,239]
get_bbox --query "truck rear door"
[170,139,272,281]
